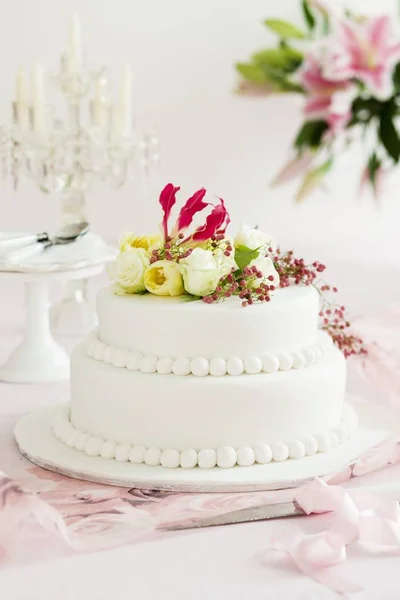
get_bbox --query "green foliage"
[296,158,333,203]
[234,245,260,270]
[236,63,267,84]
[367,153,381,188]
[264,19,307,39]
[302,0,316,30]
[294,120,329,150]
[379,103,400,162]
[181,293,202,302]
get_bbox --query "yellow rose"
[144,260,184,296]
[119,233,161,253]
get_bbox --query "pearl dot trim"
[54,404,357,469]
[85,331,333,377]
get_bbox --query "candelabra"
[0,15,160,334]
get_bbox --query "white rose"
[179,248,221,296]
[235,224,276,252]
[213,247,238,277]
[111,248,149,294]
[250,255,280,289]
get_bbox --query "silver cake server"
[166,501,304,531]
[4,221,89,265]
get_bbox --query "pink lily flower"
[324,16,400,100]
[298,56,355,132]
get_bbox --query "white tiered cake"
[53,184,360,472]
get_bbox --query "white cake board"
[14,398,396,492]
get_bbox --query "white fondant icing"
[254,444,272,464]
[126,352,142,371]
[86,331,332,377]
[278,354,294,371]
[129,445,146,464]
[237,447,255,467]
[160,449,180,468]
[100,441,117,460]
[217,447,237,469]
[244,356,263,375]
[75,432,90,451]
[180,448,198,469]
[288,440,306,460]
[144,447,162,466]
[226,357,244,376]
[209,357,227,377]
[262,355,280,373]
[315,432,332,453]
[172,357,191,376]
[292,352,306,369]
[54,404,357,469]
[115,443,131,462]
[271,442,290,462]
[157,357,173,375]
[190,357,209,377]
[85,436,104,457]
[139,355,158,374]
[97,285,320,359]
[198,449,217,469]
[303,437,318,456]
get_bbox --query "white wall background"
[0,0,399,270]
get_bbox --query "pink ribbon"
[272,478,400,594]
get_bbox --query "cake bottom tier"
[55,344,357,469]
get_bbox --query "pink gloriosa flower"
[159,183,180,240]
[174,188,208,233]
[191,198,230,241]
[159,184,230,243]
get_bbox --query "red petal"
[192,198,230,241]
[175,188,208,232]
[159,183,180,239]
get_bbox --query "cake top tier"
[103,181,366,360]
[97,284,319,359]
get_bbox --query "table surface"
[1,263,400,600]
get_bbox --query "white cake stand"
[0,265,103,383]
[13,398,399,492]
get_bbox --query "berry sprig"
[202,265,276,306]
[273,249,366,358]
[150,234,193,264]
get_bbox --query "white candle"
[116,64,132,136]
[92,77,107,128]
[67,13,82,72]
[32,63,46,132]
[15,67,29,130]
[15,67,29,106]
[32,63,45,107]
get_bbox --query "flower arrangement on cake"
[109,183,365,357]
[236,1,400,201]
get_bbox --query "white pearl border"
[85,331,333,377]
[53,404,358,469]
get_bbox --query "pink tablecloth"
[1,269,400,600]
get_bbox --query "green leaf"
[252,47,303,72]
[367,153,381,188]
[393,63,400,92]
[294,120,329,149]
[379,109,400,162]
[302,0,316,30]
[234,245,260,270]
[236,62,267,84]
[264,19,307,39]
[296,158,333,203]
[181,293,202,302]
